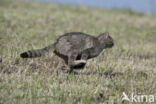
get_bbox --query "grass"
[0,0,156,104]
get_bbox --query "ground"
[0,0,156,104]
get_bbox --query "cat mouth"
[107,43,114,48]
[111,43,114,47]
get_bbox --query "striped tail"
[20,44,55,58]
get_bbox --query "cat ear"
[104,32,109,39]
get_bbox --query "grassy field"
[0,0,156,104]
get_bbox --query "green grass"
[0,0,156,104]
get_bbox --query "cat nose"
[112,43,114,46]
[111,43,114,47]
